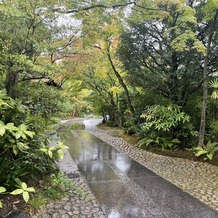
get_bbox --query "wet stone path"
[34,119,218,218]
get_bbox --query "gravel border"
[32,119,106,218]
[32,147,105,218]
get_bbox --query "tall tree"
[118,0,208,106]
[0,0,79,96]
[197,2,218,146]
[80,8,137,121]
[81,47,124,126]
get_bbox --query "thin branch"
[93,45,104,53]
[67,1,136,13]
[57,35,83,52]
[58,76,68,88]
[18,75,48,83]
[51,53,79,63]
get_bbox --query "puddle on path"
[59,126,218,218]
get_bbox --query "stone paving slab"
[72,127,218,217]
[85,119,218,212]
[33,147,106,218]
[33,118,218,217]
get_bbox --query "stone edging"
[88,126,218,211]
[33,139,106,218]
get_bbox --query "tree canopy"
[0,0,218,211]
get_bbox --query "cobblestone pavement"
[85,119,218,212]
[32,144,106,218]
[33,118,218,218]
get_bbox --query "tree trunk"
[5,71,18,97]
[170,52,179,103]
[106,46,135,117]
[198,10,217,147]
[198,55,209,147]
[108,92,122,127]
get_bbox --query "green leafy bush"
[123,117,140,135]
[59,101,74,116]
[0,90,60,190]
[138,137,180,151]
[0,89,75,212]
[194,141,218,160]
[210,120,218,138]
[123,109,140,135]
[139,104,197,149]
[15,82,63,119]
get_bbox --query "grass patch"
[28,193,48,210]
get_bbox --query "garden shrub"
[194,141,218,160]
[0,90,60,190]
[139,104,198,150]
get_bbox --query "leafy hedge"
[0,90,60,190]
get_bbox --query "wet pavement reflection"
[60,125,218,218]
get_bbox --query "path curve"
[33,118,218,218]
[85,119,218,211]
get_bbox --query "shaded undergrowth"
[98,124,218,167]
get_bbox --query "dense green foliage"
[73,0,218,155]
[0,0,218,213]
[138,105,197,150]
[0,91,58,189]
[0,0,83,210]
